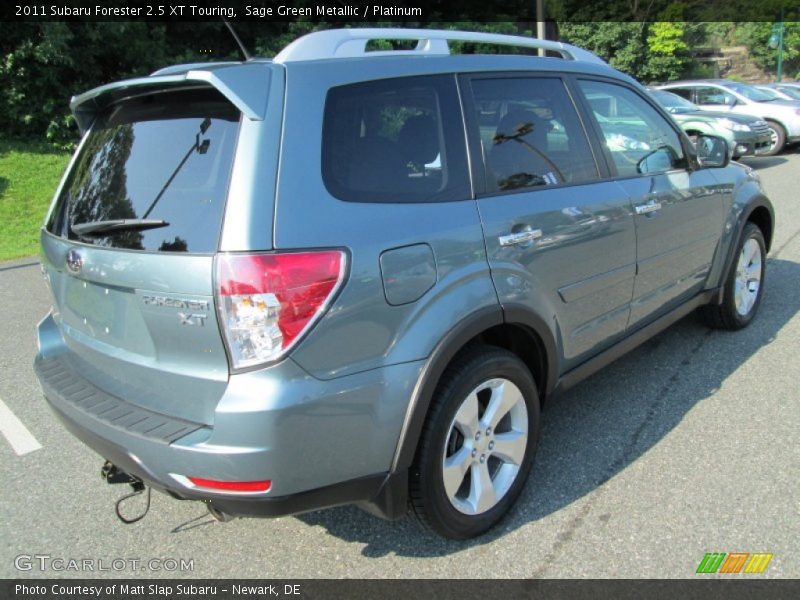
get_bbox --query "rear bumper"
[48,397,405,517]
[34,312,422,518]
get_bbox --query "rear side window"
[47,88,240,252]
[322,75,470,203]
[665,87,694,101]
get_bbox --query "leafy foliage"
[732,21,800,80]
[1,20,794,147]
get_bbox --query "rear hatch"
[41,82,249,426]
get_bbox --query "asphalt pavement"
[1,149,798,578]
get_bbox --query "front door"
[575,79,725,329]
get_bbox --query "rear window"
[47,88,240,252]
[321,75,470,203]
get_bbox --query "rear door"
[462,74,637,371]
[575,79,724,329]
[41,87,244,425]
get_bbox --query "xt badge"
[178,313,207,327]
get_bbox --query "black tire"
[701,223,766,330]
[409,346,540,539]
[763,120,786,156]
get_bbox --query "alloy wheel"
[441,378,528,515]
[734,237,763,317]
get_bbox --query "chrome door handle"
[498,229,543,247]
[635,201,662,215]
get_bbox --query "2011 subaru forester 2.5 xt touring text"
[34,29,774,539]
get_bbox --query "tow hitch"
[101,460,151,524]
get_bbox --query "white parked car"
[655,80,800,155]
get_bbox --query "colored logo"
[696,552,773,574]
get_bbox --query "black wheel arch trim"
[500,303,560,399]
[713,196,774,305]
[390,302,559,474]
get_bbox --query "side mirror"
[723,95,737,107]
[695,134,730,168]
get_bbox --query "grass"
[0,137,71,261]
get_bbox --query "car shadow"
[295,257,800,557]
[738,156,786,169]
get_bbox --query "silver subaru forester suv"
[35,29,773,539]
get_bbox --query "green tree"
[733,21,800,80]
[643,21,690,81]
[0,23,169,146]
[559,22,649,79]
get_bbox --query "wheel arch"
[390,304,558,473]
[683,125,710,137]
[747,204,773,252]
[713,196,774,306]
[763,117,788,136]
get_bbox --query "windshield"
[776,86,800,100]
[756,87,782,99]
[47,88,240,252]
[650,90,698,113]
[721,82,774,102]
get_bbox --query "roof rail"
[274,28,606,65]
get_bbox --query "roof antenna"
[221,18,252,61]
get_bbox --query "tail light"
[216,251,346,370]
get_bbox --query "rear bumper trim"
[35,354,207,444]
[44,396,394,518]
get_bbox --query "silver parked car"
[648,89,772,158]
[755,83,800,101]
[656,79,800,155]
[35,29,774,539]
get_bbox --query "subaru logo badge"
[66,249,83,274]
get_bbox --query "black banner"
[4,579,800,600]
[1,0,798,23]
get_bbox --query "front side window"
[322,75,469,203]
[722,82,773,102]
[578,80,686,178]
[696,86,738,106]
[467,76,599,193]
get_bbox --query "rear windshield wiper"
[71,219,169,236]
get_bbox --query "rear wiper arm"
[71,219,169,235]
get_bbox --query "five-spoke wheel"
[702,222,766,330]
[442,378,528,515]
[410,347,540,539]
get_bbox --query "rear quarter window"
[47,88,240,253]
[321,75,470,203]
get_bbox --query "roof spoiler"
[70,63,272,134]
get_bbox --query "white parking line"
[0,397,42,455]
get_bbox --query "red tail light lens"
[187,477,271,493]
[216,251,345,369]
